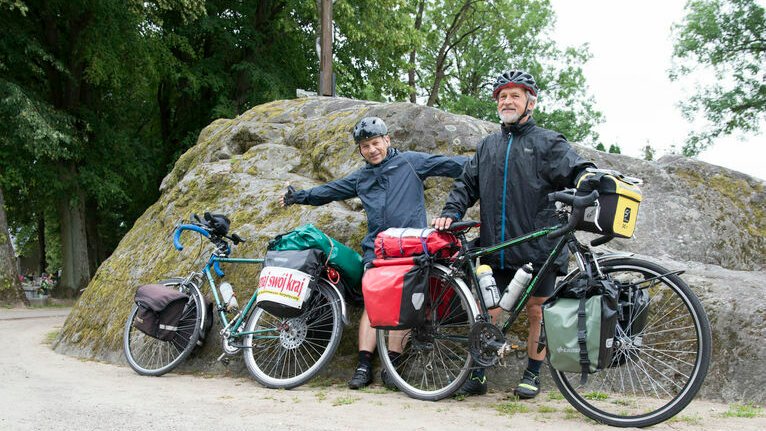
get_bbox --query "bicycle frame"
[201,255,266,339]
[174,222,276,340]
[451,223,576,335]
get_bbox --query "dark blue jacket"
[293,148,468,264]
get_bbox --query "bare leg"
[358,309,377,352]
[526,296,548,360]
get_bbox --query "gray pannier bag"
[542,276,619,383]
[133,284,189,341]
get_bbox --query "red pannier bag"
[374,227,460,259]
[362,256,430,329]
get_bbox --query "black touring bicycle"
[373,169,711,428]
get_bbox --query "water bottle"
[476,265,500,308]
[220,281,239,311]
[498,263,533,311]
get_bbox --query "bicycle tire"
[243,280,343,389]
[123,279,203,376]
[377,265,477,401]
[550,257,712,427]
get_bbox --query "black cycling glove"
[283,185,297,206]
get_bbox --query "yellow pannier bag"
[576,171,642,238]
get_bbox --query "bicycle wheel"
[550,257,712,427]
[377,265,476,401]
[123,279,203,376]
[243,280,343,389]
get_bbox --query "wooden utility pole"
[319,0,334,96]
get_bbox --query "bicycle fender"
[561,251,636,284]
[173,224,211,251]
[432,263,481,320]
[322,279,350,326]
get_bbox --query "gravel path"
[1,307,763,430]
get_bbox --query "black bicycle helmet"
[353,117,388,143]
[492,70,539,99]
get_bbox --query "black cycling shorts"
[492,266,556,298]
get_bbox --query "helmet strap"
[506,98,532,126]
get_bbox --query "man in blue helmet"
[281,116,467,389]
[433,70,595,398]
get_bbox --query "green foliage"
[0,0,611,284]
[595,143,606,152]
[416,0,603,145]
[608,144,621,154]
[671,0,766,156]
[642,144,656,161]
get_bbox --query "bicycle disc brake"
[469,322,505,367]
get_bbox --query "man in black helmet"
[281,116,467,390]
[433,71,595,398]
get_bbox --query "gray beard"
[499,111,522,125]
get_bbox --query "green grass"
[722,403,764,418]
[583,391,608,401]
[43,329,60,345]
[314,390,327,401]
[538,405,557,413]
[332,396,359,406]
[563,406,580,420]
[494,401,530,416]
[547,392,564,401]
[306,376,336,388]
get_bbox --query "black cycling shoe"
[347,365,373,389]
[514,369,540,399]
[455,372,488,396]
[380,368,397,390]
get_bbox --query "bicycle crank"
[468,322,507,367]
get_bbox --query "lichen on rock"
[54,97,766,402]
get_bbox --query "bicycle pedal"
[217,353,230,364]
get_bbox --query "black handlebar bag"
[256,249,324,318]
[133,284,190,341]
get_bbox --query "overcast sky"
[549,0,765,180]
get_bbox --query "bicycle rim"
[550,257,712,427]
[378,266,475,401]
[123,283,202,376]
[243,281,343,389]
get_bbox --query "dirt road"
[1,308,762,431]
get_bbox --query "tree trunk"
[408,0,425,103]
[85,200,103,275]
[56,175,91,295]
[0,188,28,306]
[37,213,47,274]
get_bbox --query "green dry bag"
[268,224,364,291]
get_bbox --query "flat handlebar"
[546,190,599,239]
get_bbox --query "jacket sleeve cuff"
[440,211,461,221]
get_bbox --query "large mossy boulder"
[54,97,766,401]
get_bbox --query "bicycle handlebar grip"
[173,224,211,251]
[213,261,224,277]
[546,190,600,239]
